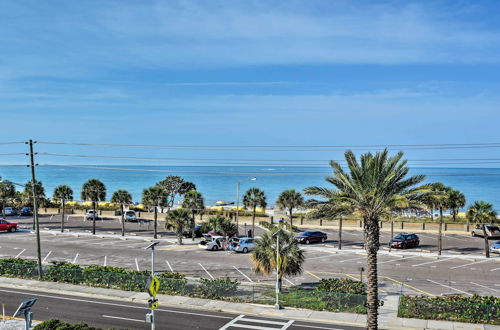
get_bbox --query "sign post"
[145,242,160,330]
[13,298,37,330]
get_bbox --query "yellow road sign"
[148,298,159,310]
[146,276,161,297]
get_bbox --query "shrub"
[34,319,100,330]
[316,278,366,295]
[197,277,239,299]
[0,258,38,278]
[45,262,84,284]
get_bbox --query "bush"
[34,319,100,330]
[398,294,500,325]
[259,221,275,231]
[45,262,84,284]
[197,277,239,299]
[316,278,366,295]
[0,258,38,278]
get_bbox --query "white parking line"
[42,251,52,263]
[72,253,79,264]
[450,259,494,270]
[166,260,174,272]
[427,279,472,296]
[15,249,26,258]
[470,282,500,294]
[135,258,140,271]
[340,256,365,263]
[412,257,456,267]
[199,263,214,279]
[284,278,295,286]
[377,255,420,265]
[233,266,253,282]
[104,256,107,266]
[491,266,500,272]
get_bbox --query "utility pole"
[236,181,240,236]
[27,140,43,279]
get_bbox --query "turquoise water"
[1,165,500,210]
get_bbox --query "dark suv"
[390,233,420,249]
[295,231,327,244]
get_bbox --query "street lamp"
[0,176,42,279]
[272,228,283,310]
[235,177,257,237]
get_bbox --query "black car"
[390,233,419,249]
[20,207,32,216]
[183,225,203,238]
[295,231,327,244]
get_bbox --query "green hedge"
[316,278,366,295]
[398,295,500,325]
[197,277,239,299]
[34,319,100,330]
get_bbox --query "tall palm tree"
[305,150,426,330]
[467,201,497,258]
[428,183,449,256]
[447,189,466,222]
[182,190,205,240]
[165,209,190,245]
[142,185,166,239]
[111,189,133,237]
[0,181,16,218]
[53,185,73,233]
[276,189,304,232]
[251,227,304,292]
[81,179,106,235]
[243,187,267,238]
[24,180,46,230]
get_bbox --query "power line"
[0,142,25,145]
[0,153,26,156]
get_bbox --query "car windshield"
[393,234,407,240]
[303,231,313,236]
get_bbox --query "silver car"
[3,207,17,216]
[233,237,255,253]
[124,210,137,222]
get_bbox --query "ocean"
[1,165,500,210]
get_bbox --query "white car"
[198,236,225,251]
[230,237,256,253]
[85,210,99,220]
[3,207,17,216]
[124,210,137,222]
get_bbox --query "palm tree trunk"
[121,205,125,237]
[1,202,5,218]
[338,216,343,250]
[92,201,96,235]
[191,210,196,241]
[364,216,379,330]
[178,229,183,245]
[483,224,490,258]
[452,209,456,222]
[154,207,158,239]
[252,206,256,238]
[289,208,293,233]
[438,207,443,255]
[61,201,65,233]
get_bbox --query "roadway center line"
[135,258,140,271]
[102,315,144,323]
[166,260,174,272]
[42,251,52,263]
[233,266,253,282]
[450,259,494,269]
[426,279,472,296]
[199,263,214,279]
[411,257,456,267]
[72,253,79,264]
[377,255,420,265]
[470,282,500,294]
[15,249,26,258]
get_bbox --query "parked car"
[229,237,255,253]
[124,210,137,222]
[198,236,225,251]
[85,210,99,220]
[390,233,420,249]
[3,207,17,216]
[20,207,32,216]
[295,230,327,244]
[471,224,500,238]
[490,241,500,254]
[183,225,203,238]
[0,219,18,232]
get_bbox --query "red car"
[0,219,18,232]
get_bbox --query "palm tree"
[165,209,190,245]
[467,201,497,258]
[142,185,166,239]
[182,190,205,240]
[251,227,304,292]
[243,188,267,238]
[447,189,466,222]
[429,183,449,256]
[305,150,426,330]
[157,176,196,212]
[0,181,16,218]
[276,189,304,232]
[24,180,46,230]
[53,185,73,233]
[111,189,133,237]
[81,179,106,235]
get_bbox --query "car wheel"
[9,227,16,232]
[243,247,248,253]
[305,239,310,245]
[471,232,476,237]
[321,237,326,243]
[401,243,407,249]
[212,245,218,251]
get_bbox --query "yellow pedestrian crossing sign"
[148,298,159,310]
[146,276,160,297]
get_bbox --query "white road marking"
[219,315,294,330]
[377,255,420,265]
[166,260,174,272]
[470,282,500,294]
[412,257,456,267]
[219,315,244,330]
[233,266,253,282]
[199,263,214,279]
[102,315,144,323]
[426,279,472,296]
[450,259,494,270]
[15,249,26,258]
[135,258,140,271]
[42,251,52,263]
[104,256,107,266]
[491,266,500,272]
[306,253,342,261]
[284,278,295,286]
[340,256,365,263]
[72,253,79,264]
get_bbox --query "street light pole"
[146,241,159,330]
[28,140,42,279]
[273,229,282,310]
[236,182,240,236]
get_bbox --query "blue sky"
[1,0,500,165]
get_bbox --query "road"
[0,288,363,330]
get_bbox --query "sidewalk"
[0,277,497,330]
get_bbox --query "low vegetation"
[34,319,99,330]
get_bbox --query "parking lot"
[1,213,499,299]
